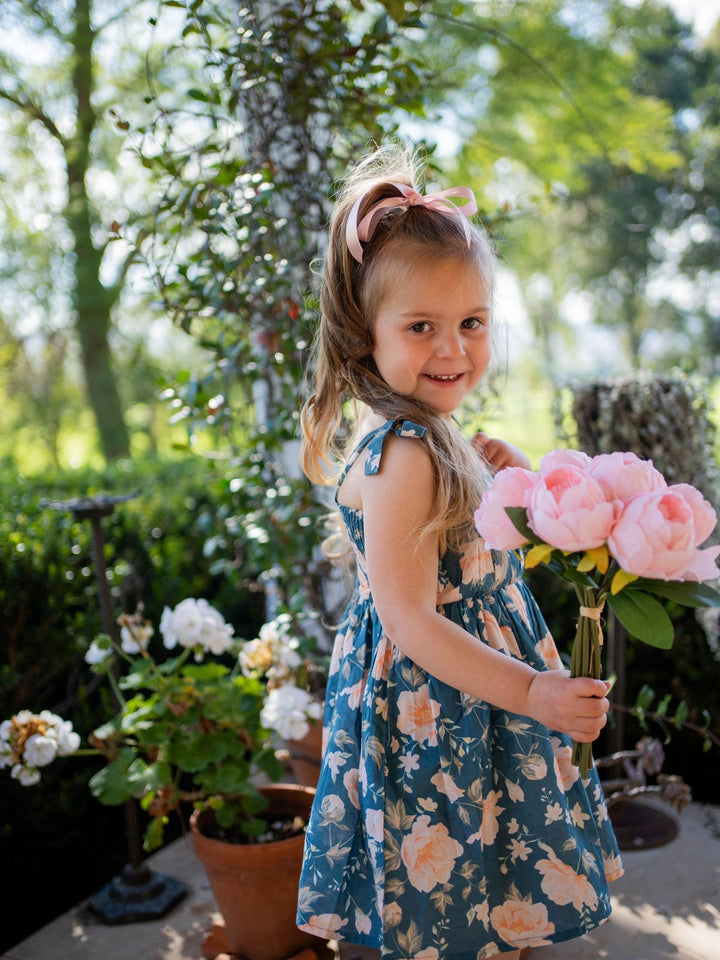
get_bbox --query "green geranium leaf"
[92,718,121,741]
[607,590,675,648]
[129,759,172,793]
[214,799,242,829]
[200,757,251,794]
[241,816,270,838]
[256,745,285,782]
[120,664,155,689]
[168,729,245,771]
[88,748,141,804]
[182,662,229,681]
[143,816,168,852]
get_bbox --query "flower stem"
[570,585,605,777]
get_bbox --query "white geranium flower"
[159,605,176,647]
[198,603,234,655]
[260,684,320,741]
[168,597,205,649]
[250,617,302,680]
[160,598,234,656]
[238,638,273,677]
[276,637,302,672]
[0,711,80,783]
[259,620,282,645]
[0,719,20,769]
[120,623,154,654]
[38,710,61,726]
[12,763,41,786]
[23,733,58,768]
[52,719,81,756]
[85,639,112,664]
[0,740,13,769]
[307,699,323,721]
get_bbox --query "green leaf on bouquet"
[544,555,598,588]
[504,507,543,545]
[607,590,675,648]
[630,578,720,608]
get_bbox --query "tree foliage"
[129,0,720,614]
[435,0,720,376]
[137,0,437,617]
[0,0,209,463]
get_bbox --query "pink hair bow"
[345,181,478,263]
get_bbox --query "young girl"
[296,146,623,960]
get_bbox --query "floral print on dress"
[297,420,623,959]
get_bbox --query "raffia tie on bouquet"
[570,590,605,778]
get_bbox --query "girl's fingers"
[570,708,609,741]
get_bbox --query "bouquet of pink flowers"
[474,449,720,775]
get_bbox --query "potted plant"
[239,611,329,787]
[0,598,326,960]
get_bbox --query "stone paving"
[2,799,719,960]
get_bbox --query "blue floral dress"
[297,420,623,959]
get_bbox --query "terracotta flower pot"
[190,783,325,960]
[284,720,323,787]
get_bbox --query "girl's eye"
[409,321,431,333]
[461,316,485,329]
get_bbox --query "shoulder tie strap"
[364,420,427,475]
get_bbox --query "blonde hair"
[301,145,496,551]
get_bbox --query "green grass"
[467,372,720,469]
[464,375,557,468]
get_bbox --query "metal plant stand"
[43,491,186,923]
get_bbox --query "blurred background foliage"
[1,0,720,949]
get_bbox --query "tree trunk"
[65,0,130,461]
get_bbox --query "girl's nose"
[436,331,466,359]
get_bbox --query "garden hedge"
[0,454,266,952]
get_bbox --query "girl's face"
[371,256,492,417]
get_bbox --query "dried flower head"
[0,710,80,785]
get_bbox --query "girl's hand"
[471,431,531,471]
[525,670,611,742]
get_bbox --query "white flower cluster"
[85,599,234,666]
[238,616,302,682]
[160,597,235,657]
[260,684,322,741]
[0,710,81,786]
[120,621,154,655]
[85,620,155,664]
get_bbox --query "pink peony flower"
[528,466,617,552]
[587,451,666,501]
[474,467,536,550]
[670,483,717,544]
[608,486,720,581]
[538,449,592,474]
